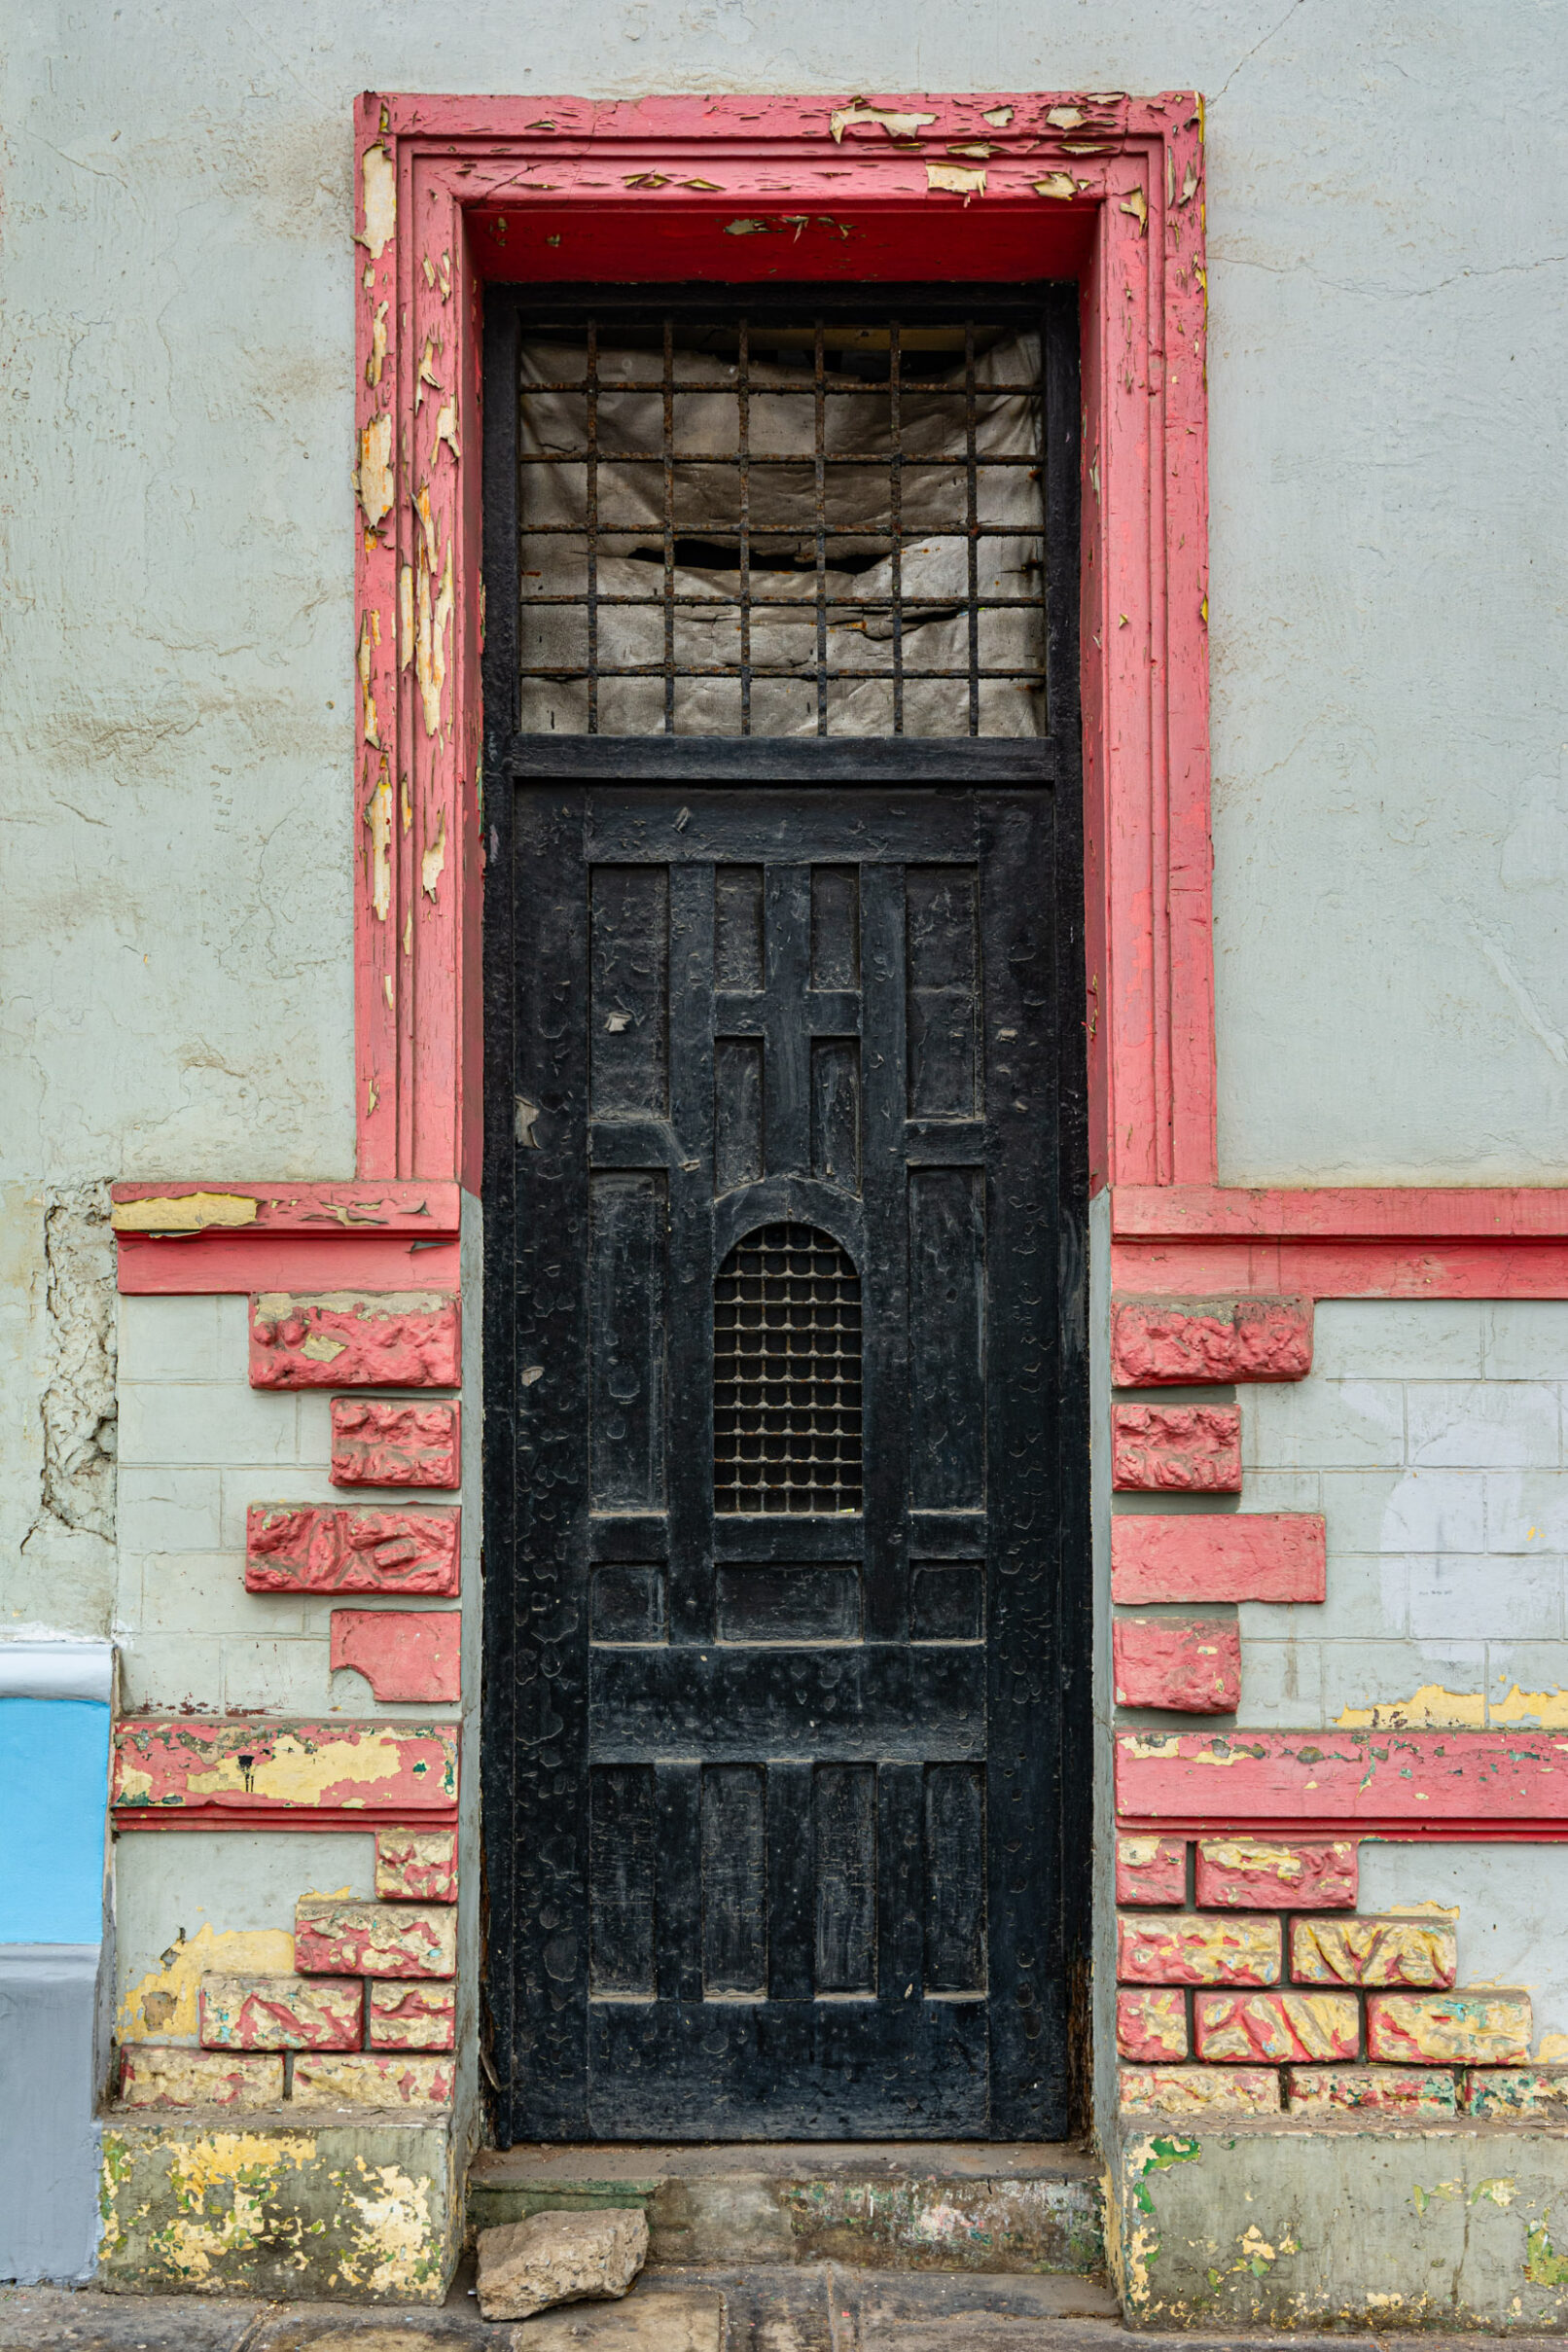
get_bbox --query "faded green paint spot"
[1131,2135,1200,2216]
[1528,2223,1568,2287]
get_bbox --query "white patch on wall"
[1360,1842,1568,2055]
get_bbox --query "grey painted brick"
[1311,1300,1487,1380]
[117,1632,226,1713]
[1318,1637,1485,1726]
[1408,1550,1563,1643]
[118,1293,224,1383]
[1238,1639,1324,1728]
[221,1635,331,1714]
[1483,1470,1568,1552]
[1484,1302,1568,1380]
[1486,1643,1568,1728]
[1246,1377,1406,1471]
[119,1380,300,1470]
[1320,1468,1485,1554]
[134,1551,304,1635]
[116,1467,223,1553]
[1406,1380,1561,1470]
[1240,1553,1408,1643]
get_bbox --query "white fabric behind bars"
[517,332,1045,739]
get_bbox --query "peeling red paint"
[368,1979,457,2050]
[1112,1403,1241,1491]
[1116,1987,1188,2062]
[1194,1988,1359,2064]
[1194,1836,1357,1910]
[1111,1295,1312,1384]
[331,1398,460,1487]
[375,1827,458,1905]
[1113,1618,1239,1712]
[1115,1835,1188,1907]
[1117,1727,1568,1836]
[1117,1911,1281,1986]
[249,1291,459,1388]
[1111,1514,1326,1604]
[199,1973,363,2051]
[246,1505,459,1595]
[112,1718,458,1826]
[331,1609,460,1701]
[295,1899,457,1978]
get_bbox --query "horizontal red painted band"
[1117,1728,1568,1832]
[117,1236,462,1295]
[110,1180,461,1232]
[1113,1186,1568,1240]
[1111,1235,1568,1301]
[113,1806,459,1833]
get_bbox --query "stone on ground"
[511,2287,723,2350]
[477,2208,649,2322]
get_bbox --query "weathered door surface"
[485,785,1082,2138]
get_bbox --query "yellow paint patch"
[357,145,396,260]
[1034,173,1078,200]
[981,106,1014,126]
[357,614,379,746]
[1045,105,1086,128]
[364,764,393,921]
[1120,189,1149,233]
[118,1924,295,2043]
[1490,1685,1568,1728]
[420,808,447,901]
[830,104,937,143]
[1119,1837,1160,1867]
[357,414,394,531]
[432,396,460,467]
[1336,1686,1485,1729]
[927,162,985,196]
[366,300,389,388]
[111,1193,258,1234]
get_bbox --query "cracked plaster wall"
[1,0,1564,1636]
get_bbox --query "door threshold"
[471,2140,1098,2182]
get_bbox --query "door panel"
[486,783,1076,2139]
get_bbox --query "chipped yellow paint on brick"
[1118,1837,1161,1867]
[357,144,396,260]
[1336,1684,1485,1729]
[111,1193,259,1233]
[119,1924,296,2044]
[1490,1686,1568,1728]
[114,1728,419,1813]
[341,2157,440,2297]
[1292,1915,1456,1988]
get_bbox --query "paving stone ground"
[5,2267,1568,2352]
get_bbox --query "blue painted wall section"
[0,1696,111,1942]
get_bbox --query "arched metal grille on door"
[713,1222,863,1515]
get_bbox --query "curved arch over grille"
[713,1223,863,1515]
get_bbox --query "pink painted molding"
[331,1609,461,1701]
[1117,1728,1568,1838]
[111,1180,460,1295]
[1112,1618,1240,1712]
[1111,1514,1327,1604]
[246,1504,460,1595]
[1112,1403,1241,1492]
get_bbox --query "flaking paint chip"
[1033,174,1077,201]
[356,144,396,260]
[830,104,938,143]
[981,106,1014,126]
[927,162,985,197]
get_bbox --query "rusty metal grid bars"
[713,1224,864,1516]
[515,308,1048,740]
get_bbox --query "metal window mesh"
[517,315,1046,739]
[714,1224,863,1515]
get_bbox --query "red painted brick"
[1119,2065,1280,2117]
[1289,2066,1457,2118]
[368,1979,457,2050]
[1195,1838,1357,1911]
[1117,1989,1188,2063]
[331,1609,460,1702]
[293,2052,454,2107]
[1367,1991,1531,2066]
[1194,1989,1359,2063]
[118,2047,283,2109]
[331,1399,460,1488]
[1111,1514,1326,1604]
[1117,1912,1280,1986]
[1112,1295,1312,1386]
[295,1899,457,1978]
[1112,1404,1242,1493]
[1290,1914,1455,1986]
[112,1718,458,1824]
[249,1291,459,1389]
[199,1974,362,2051]
[375,1827,457,1905]
[246,1504,459,1595]
[1113,1619,1240,1712]
[1115,1835,1188,1907]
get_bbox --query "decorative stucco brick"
[1118,2065,1281,2117]
[294,1899,457,1979]
[1366,1991,1531,2066]
[1290,1914,1457,1988]
[375,1827,458,1905]
[1113,1618,1240,1712]
[331,1608,461,1701]
[246,1503,460,1594]
[1111,1296,1313,1386]
[1115,1835,1188,1907]
[198,1974,362,2051]
[1112,1404,1242,1492]
[1112,1514,1327,1604]
[1117,1988,1189,2062]
[1194,1989,1359,2063]
[249,1292,460,1390]
[1117,1912,1281,1986]
[330,1398,460,1488]
[1287,2065,1459,2118]
[292,2052,454,2107]
[367,1980,457,2050]
[118,2046,284,2109]
[1459,2068,1568,2120]
[1195,1838,1357,1911]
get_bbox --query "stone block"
[250,1292,460,1390]
[1290,1914,1457,1987]
[368,1979,457,2050]
[112,1717,458,1823]
[1195,1837,1358,1910]
[1112,1514,1327,1603]
[376,1827,458,1904]
[199,1973,362,2050]
[118,2046,283,2109]
[1367,1990,1531,2065]
[1194,1989,1359,2063]
[1116,1988,1188,2062]
[1460,2068,1568,2120]
[330,1398,461,1487]
[1286,2065,1458,2118]
[1118,2065,1281,2117]
[246,1503,460,1595]
[1112,1403,1242,1491]
[292,2052,454,2107]
[295,1898,457,1978]
[1115,1835,1188,1907]
[330,1608,460,1701]
[478,2209,650,2322]
[1111,1295,1312,1386]
[1113,1618,1240,1712]
[1117,1912,1280,1986]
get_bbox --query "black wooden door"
[484,786,1085,2139]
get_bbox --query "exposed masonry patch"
[31,1183,117,1545]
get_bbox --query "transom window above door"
[513,297,1051,739]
